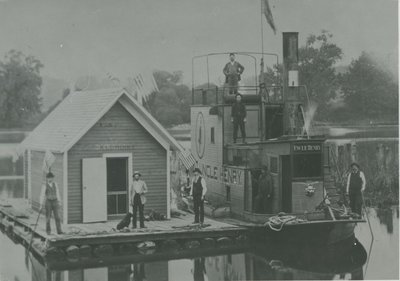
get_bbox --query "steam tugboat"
[188,32,365,245]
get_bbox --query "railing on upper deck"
[191,85,284,106]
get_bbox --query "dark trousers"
[233,120,246,142]
[132,193,145,228]
[226,75,239,95]
[45,199,62,234]
[349,192,363,215]
[193,196,204,223]
[255,196,272,214]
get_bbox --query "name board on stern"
[293,143,321,153]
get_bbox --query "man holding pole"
[39,172,63,235]
[346,163,366,216]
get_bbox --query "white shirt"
[346,171,366,192]
[190,176,207,197]
[39,182,61,205]
[130,179,147,193]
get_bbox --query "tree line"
[0,31,397,129]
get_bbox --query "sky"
[0,0,397,85]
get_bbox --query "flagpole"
[260,0,264,61]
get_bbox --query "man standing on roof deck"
[346,163,366,216]
[223,53,245,95]
[39,172,63,235]
[190,168,207,224]
[231,93,247,144]
[130,171,148,228]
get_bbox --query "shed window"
[293,153,322,178]
[211,127,215,144]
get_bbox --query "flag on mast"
[128,71,159,106]
[262,0,277,35]
[42,150,56,172]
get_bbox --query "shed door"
[82,158,107,222]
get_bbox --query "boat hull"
[251,220,358,246]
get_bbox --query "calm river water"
[0,206,398,281]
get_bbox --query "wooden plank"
[47,227,246,248]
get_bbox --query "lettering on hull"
[197,162,243,185]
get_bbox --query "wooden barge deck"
[0,199,247,263]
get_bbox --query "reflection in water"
[377,207,394,233]
[131,263,146,281]
[1,234,367,281]
[193,257,206,281]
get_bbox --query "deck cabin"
[190,33,333,222]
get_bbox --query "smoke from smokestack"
[302,101,318,136]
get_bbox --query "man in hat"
[346,163,366,215]
[223,53,245,95]
[39,172,63,235]
[129,171,148,228]
[189,168,207,224]
[255,165,274,213]
[231,93,247,143]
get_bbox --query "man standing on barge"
[39,172,63,235]
[130,171,148,228]
[346,163,366,215]
[190,168,207,224]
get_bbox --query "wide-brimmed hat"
[350,162,360,169]
[133,171,141,177]
[46,172,55,178]
[193,168,202,174]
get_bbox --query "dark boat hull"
[250,220,358,245]
[184,196,363,245]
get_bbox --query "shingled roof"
[20,88,182,153]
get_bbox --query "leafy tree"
[298,31,343,119]
[0,50,43,127]
[145,70,191,127]
[340,52,398,121]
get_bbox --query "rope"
[264,215,298,232]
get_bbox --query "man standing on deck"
[346,163,366,215]
[223,53,245,95]
[39,172,63,235]
[231,93,247,143]
[130,171,148,228]
[255,165,274,213]
[190,168,207,224]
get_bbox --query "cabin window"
[293,153,322,178]
[270,157,278,174]
[226,185,231,202]
[211,127,215,144]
